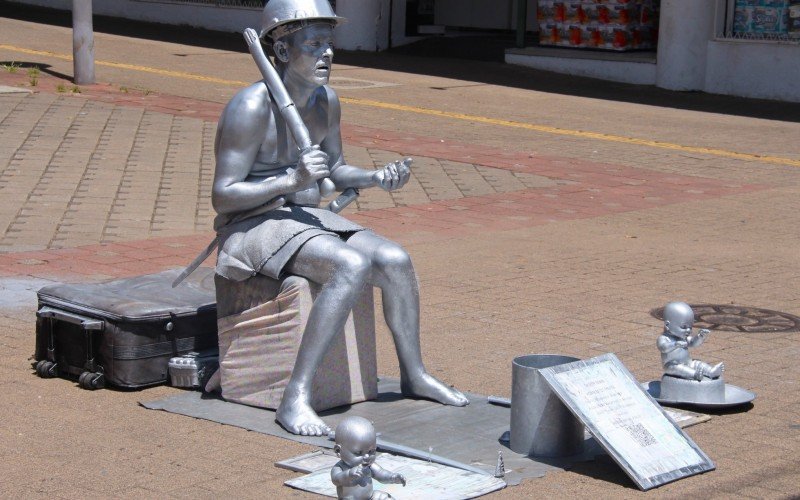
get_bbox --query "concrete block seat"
[208,273,378,412]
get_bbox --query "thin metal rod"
[388,0,394,49]
[487,395,511,407]
[327,432,492,476]
[376,438,492,476]
[516,0,528,48]
[72,0,95,84]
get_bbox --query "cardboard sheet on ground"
[142,378,601,485]
[141,377,708,487]
[539,353,715,490]
[285,453,506,499]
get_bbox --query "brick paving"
[0,18,799,500]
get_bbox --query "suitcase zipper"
[37,295,215,323]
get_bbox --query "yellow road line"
[339,97,800,168]
[3,43,799,168]
[0,45,250,86]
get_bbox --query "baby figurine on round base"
[644,302,755,408]
[331,416,406,500]
[657,302,724,383]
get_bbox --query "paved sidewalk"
[1,15,799,500]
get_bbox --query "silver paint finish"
[658,302,724,381]
[243,27,336,197]
[659,375,726,403]
[509,354,584,458]
[331,416,406,499]
[259,0,345,39]
[212,3,467,437]
[643,379,756,408]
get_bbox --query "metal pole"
[388,0,394,49]
[72,0,95,85]
[376,438,492,476]
[516,0,528,48]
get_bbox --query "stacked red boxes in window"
[538,0,659,50]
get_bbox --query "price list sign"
[540,353,715,490]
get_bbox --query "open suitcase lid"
[37,268,217,322]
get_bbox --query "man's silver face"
[285,24,334,87]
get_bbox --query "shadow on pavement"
[566,455,641,490]
[3,1,800,123]
[0,61,74,81]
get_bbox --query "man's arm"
[321,87,410,192]
[212,85,329,215]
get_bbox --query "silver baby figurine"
[658,302,724,381]
[331,417,406,500]
[645,302,754,407]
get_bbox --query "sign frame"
[539,353,715,490]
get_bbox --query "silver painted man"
[657,302,724,381]
[212,0,468,436]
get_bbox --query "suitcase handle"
[37,306,105,331]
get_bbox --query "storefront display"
[787,0,800,37]
[733,0,797,38]
[538,0,659,51]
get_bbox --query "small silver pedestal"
[660,375,725,404]
[510,354,584,457]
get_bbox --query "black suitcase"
[34,268,217,390]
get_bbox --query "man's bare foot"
[276,396,330,436]
[401,372,469,406]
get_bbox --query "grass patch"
[27,67,40,87]
[1,62,21,73]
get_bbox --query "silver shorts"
[216,206,365,281]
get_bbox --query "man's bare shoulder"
[321,84,340,106]
[320,84,340,122]
[322,84,338,98]
[222,82,272,122]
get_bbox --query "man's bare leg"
[348,231,469,406]
[275,235,371,435]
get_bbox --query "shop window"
[537,0,660,51]
[721,0,800,41]
[405,0,436,36]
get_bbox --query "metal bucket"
[510,354,584,457]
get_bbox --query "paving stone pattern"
[0,56,798,498]
[0,91,590,252]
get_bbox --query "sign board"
[539,353,715,490]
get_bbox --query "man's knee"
[333,247,371,286]
[374,243,413,275]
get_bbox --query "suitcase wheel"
[35,360,58,378]
[78,371,105,390]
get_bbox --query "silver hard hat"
[260,0,346,39]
